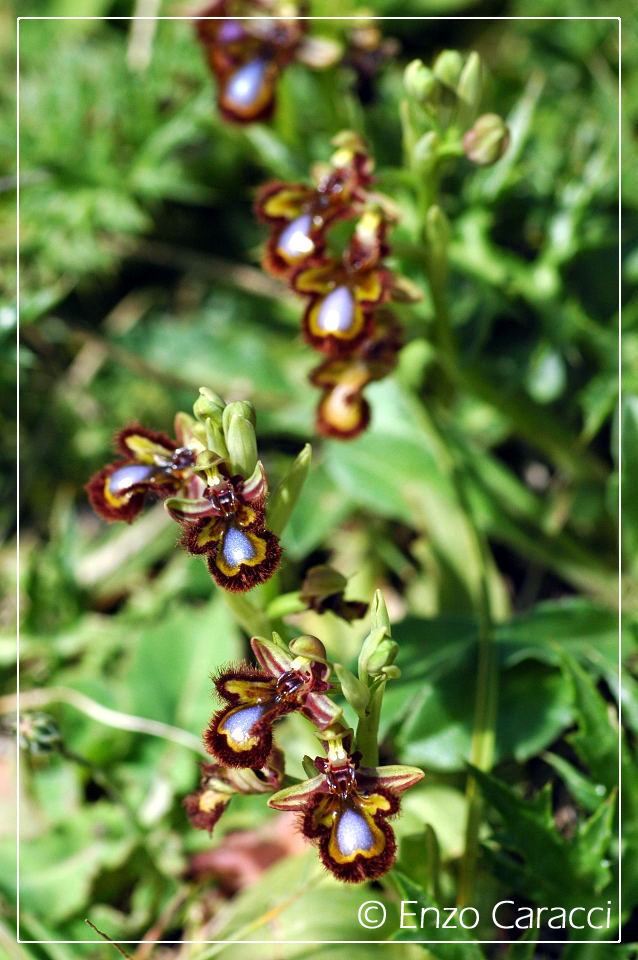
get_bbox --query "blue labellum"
[222,704,267,743]
[222,524,257,566]
[277,214,314,260]
[317,285,355,333]
[108,463,158,495]
[224,59,268,111]
[335,806,375,856]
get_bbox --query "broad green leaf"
[129,594,242,734]
[12,804,133,924]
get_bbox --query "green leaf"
[471,766,616,908]
[128,595,242,733]
[543,751,606,812]
[391,871,485,956]
[384,614,572,770]
[9,804,133,923]
[559,652,618,793]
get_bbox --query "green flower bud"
[225,414,258,477]
[456,51,483,126]
[463,113,510,166]
[193,387,225,424]
[288,634,328,662]
[365,638,400,676]
[334,663,370,717]
[358,626,386,681]
[412,131,440,174]
[268,443,312,536]
[433,49,464,91]
[222,400,256,435]
[371,589,391,634]
[403,59,435,104]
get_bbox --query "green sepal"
[164,495,217,522]
[364,763,425,793]
[204,418,229,460]
[268,774,324,810]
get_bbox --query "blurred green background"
[2,0,637,956]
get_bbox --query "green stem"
[354,680,386,767]
[223,591,271,638]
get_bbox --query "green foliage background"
[2,0,637,956]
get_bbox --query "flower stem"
[223,591,271,639]
[354,680,386,768]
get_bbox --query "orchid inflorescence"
[86,387,310,592]
[255,131,421,439]
[185,601,424,883]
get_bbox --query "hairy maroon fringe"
[206,531,282,592]
[300,786,400,883]
[317,820,396,883]
[85,465,146,524]
[179,518,219,556]
[213,663,273,702]
[204,707,274,769]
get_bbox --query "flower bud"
[403,59,435,104]
[225,414,258,477]
[412,131,440,174]
[433,50,464,91]
[463,113,510,166]
[365,638,399,676]
[222,400,256,435]
[288,634,328,662]
[334,663,370,716]
[371,589,391,633]
[456,51,483,126]
[193,387,225,424]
